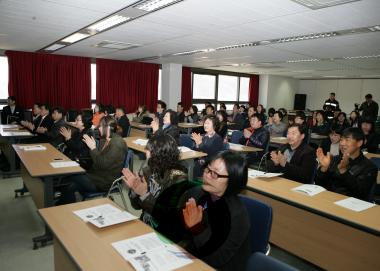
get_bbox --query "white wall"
[259,75,299,110]
[297,79,380,113]
[161,63,182,110]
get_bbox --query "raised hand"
[82,134,96,150]
[122,168,148,196]
[191,133,202,147]
[60,127,72,141]
[316,148,331,172]
[182,198,203,229]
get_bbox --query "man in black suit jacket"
[36,107,65,147]
[32,103,54,142]
[1,96,23,124]
[115,107,130,137]
[267,124,317,184]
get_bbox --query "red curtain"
[181,67,192,110]
[248,75,260,106]
[96,59,159,113]
[6,50,91,109]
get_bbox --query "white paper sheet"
[73,204,137,227]
[112,232,192,271]
[9,131,32,136]
[18,145,47,151]
[133,139,149,146]
[334,197,376,212]
[292,184,326,196]
[228,143,244,150]
[248,169,283,179]
[178,146,192,153]
[272,136,287,140]
[50,161,79,168]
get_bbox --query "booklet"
[18,145,47,151]
[73,203,137,228]
[248,169,283,179]
[292,184,326,196]
[334,197,376,212]
[50,161,79,168]
[133,139,149,146]
[112,232,193,271]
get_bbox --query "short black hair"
[116,107,125,114]
[342,127,364,142]
[177,102,183,107]
[329,124,344,135]
[216,110,228,122]
[52,107,64,115]
[252,113,265,126]
[8,96,16,102]
[164,109,178,125]
[206,104,215,113]
[207,151,248,196]
[295,111,306,121]
[365,94,372,99]
[268,107,276,117]
[191,105,198,113]
[288,123,308,135]
[203,114,219,130]
[337,112,346,119]
[80,110,93,130]
[330,92,336,96]
[234,103,240,108]
[41,103,50,111]
[274,111,284,120]
[157,100,167,110]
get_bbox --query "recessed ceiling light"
[133,0,183,12]
[44,43,66,51]
[87,15,130,33]
[61,33,89,43]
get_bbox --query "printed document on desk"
[50,161,79,168]
[334,197,376,212]
[133,139,149,146]
[292,184,326,196]
[112,232,192,271]
[178,146,192,153]
[18,145,47,151]
[248,169,283,179]
[73,203,137,228]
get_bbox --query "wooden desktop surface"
[13,143,85,177]
[178,123,203,129]
[130,121,151,129]
[0,124,33,137]
[124,137,207,160]
[228,143,263,152]
[270,136,288,145]
[39,198,214,271]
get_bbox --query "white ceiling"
[0,0,379,78]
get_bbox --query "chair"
[246,252,298,271]
[231,130,244,144]
[368,182,380,204]
[179,134,195,148]
[82,150,134,210]
[239,195,273,255]
[126,125,132,137]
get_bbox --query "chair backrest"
[370,157,380,169]
[239,195,273,254]
[246,252,298,271]
[231,130,244,144]
[123,149,134,169]
[179,134,194,148]
[126,125,132,137]
[23,110,33,123]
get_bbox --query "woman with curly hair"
[122,133,188,229]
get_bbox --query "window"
[0,56,9,100]
[158,69,162,100]
[218,75,238,101]
[239,77,249,102]
[91,63,96,100]
[192,74,216,99]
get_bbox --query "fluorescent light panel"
[61,33,89,43]
[87,15,130,32]
[44,43,66,51]
[133,0,182,12]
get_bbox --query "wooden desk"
[228,143,263,152]
[178,122,203,134]
[270,136,288,145]
[242,176,380,271]
[0,125,34,177]
[124,137,207,180]
[130,122,151,138]
[39,198,213,271]
[310,133,328,140]
[14,143,85,249]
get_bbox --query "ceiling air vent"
[290,0,361,10]
[95,40,140,50]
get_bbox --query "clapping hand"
[337,151,350,174]
[243,128,252,139]
[182,198,203,229]
[60,127,72,141]
[122,168,148,196]
[82,134,96,150]
[316,148,331,172]
[191,133,202,147]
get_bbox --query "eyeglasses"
[204,167,228,179]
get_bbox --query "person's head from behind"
[330,92,336,100]
[163,109,178,126]
[7,96,16,106]
[52,107,64,122]
[190,105,198,114]
[216,110,228,123]
[145,133,180,177]
[273,111,283,124]
[329,125,343,144]
[350,110,359,122]
[40,103,50,117]
[250,113,264,129]
[294,111,306,125]
[115,107,125,118]
[361,117,374,135]
[337,112,346,123]
[365,94,373,103]
[157,100,167,114]
[202,151,247,197]
[203,115,218,134]
[138,104,147,114]
[33,103,42,116]
[316,110,325,124]
[340,128,364,156]
[99,115,117,139]
[287,124,307,149]
[177,102,183,113]
[76,110,93,131]
[205,104,215,115]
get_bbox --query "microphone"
[258,152,270,172]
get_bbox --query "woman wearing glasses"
[181,151,250,271]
